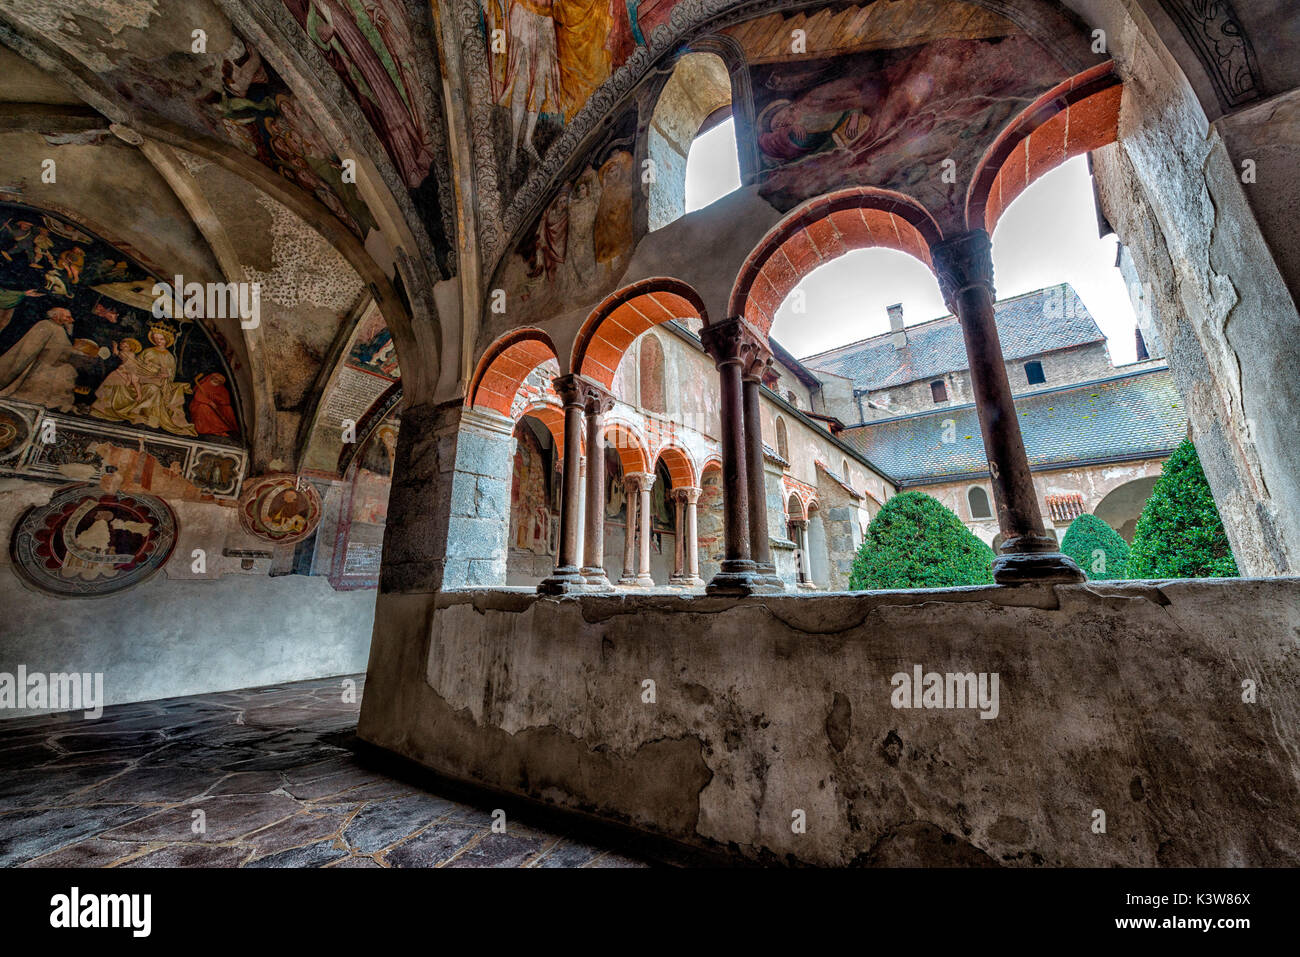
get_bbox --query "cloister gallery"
[0,0,1298,869]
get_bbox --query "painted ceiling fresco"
[0,0,375,236]
[749,35,1067,227]
[477,0,689,196]
[279,0,454,274]
[0,201,241,442]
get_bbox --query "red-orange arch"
[729,187,943,333]
[701,454,723,475]
[468,328,559,416]
[572,278,708,389]
[967,62,1122,235]
[652,443,696,489]
[515,399,569,454]
[602,420,649,474]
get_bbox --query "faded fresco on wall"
[480,0,684,192]
[238,473,323,545]
[510,420,554,555]
[749,36,1066,223]
[495,112,638,324]
[0,203,240,439]
[10,483,178,597]
[347,305,401,380]
[603,445,626,526]
[281,0,452,269]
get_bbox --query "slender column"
[742,353,781,589]
[931,231,1084,584]
[684,487,703,584]
[580,383,615,589]
[637,473,654,586]
[700,318,767,595]
[538,374,590,594]
[798,522,812,584]
[619,475,639,585]
[671,490,686,582]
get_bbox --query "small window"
[1025,361,1045,385]
[967,486,993,520]
[930,380,947,403]
[841,458,850,481]
[776,417,789,461]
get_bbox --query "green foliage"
[1127,438,1238,579]
[849,491,995,590]
[1060,513,1130,580]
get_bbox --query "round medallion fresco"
[238,474,321,545]
[10,484,178,597]
[0,406,31,463]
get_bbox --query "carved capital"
[578,379,616,416]
[700,316,767,370]
[930,230,995,313]
[672,486,701,504]
[551,373,586,409]
[742,346,776,383]
[624,471,655,493]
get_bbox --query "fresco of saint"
[90,326,197,437]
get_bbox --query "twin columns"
[540,228,1082,595]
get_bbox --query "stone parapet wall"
[359,579,1300,866]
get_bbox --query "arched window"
[841,458,851,483]
[930,379,948,403]
[776,417,789,462]
[1025,361,1046,385]
[967,486,993,520]
[648,53,735,231]
[638,334,666,414]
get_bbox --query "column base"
[669,575,706,588]
[706,560,784,596]
[753,561,786,591]
[538,567,589,595]
[635,573,655,587]
[993,551,1086,585]
[580,567,614,591]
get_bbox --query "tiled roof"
[801,284,1105,391]
[839,367,1186,485]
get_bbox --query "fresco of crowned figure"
[90,325,197,437]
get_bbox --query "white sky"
[684,118,1139,364]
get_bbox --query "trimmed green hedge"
[1127,438,1238,579]
[850,491,995,589]
[1060,513,1130,580]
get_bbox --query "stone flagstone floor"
[0,675,648,868]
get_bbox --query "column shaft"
[742,375,773,571]
[637,480,653,585]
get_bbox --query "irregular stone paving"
[0,676,648,868]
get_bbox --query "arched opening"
[968,486,993,521]
[507,414,560,585]
[1093,476,1160,543]
[806,502,829,590]
[775,416,789,462]
[572,278,708,389]
[468,328,560,417]
[647,52,734,231]
[697,459,725,584]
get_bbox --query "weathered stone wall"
[358,580,1300,866]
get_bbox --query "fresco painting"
[749,37,1066,222]
[239,474,323,545]
[481,0,685,190]
[347,306,401,380]
[510,420,554,555]
[501,114,638,323]
[10,484,178,598]
[0,203,242,445]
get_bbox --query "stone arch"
[603,420,650,475]
[786,491,806,522]
[653,444,696,490]
[1093,476,1160,543]
[468,328,560,416]
[515,398,568,453]
[571,278,709,388]
[966,62,1123,235]
[728,187,944,334]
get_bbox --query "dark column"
[700,318,770,595]
[931,230,1084,584]
[742,352,784,590]
[538,374,590,594]
[580,382,615,589]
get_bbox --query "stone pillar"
[742,352,783,590]
[684,487,703,584]
[538,374,589,594]
[580,382,615,589]
[619,474,639,585]
[931,230,1084,584]
[700,318,769,595]
[671,490,686,582]
[636,472,654,586]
